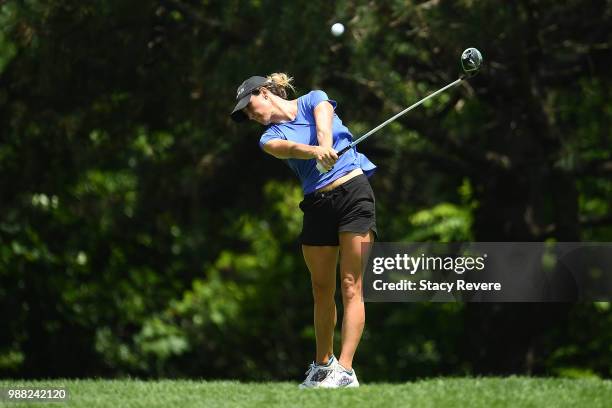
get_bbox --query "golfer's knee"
[311,280,335,302]
[341,274,361,301]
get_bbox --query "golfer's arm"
[313,101,334,148]
[262,139,316,160]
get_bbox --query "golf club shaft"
[337,76,465,156]
[316,76,466,174]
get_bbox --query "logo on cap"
[237,87,245,97]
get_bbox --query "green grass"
[1,377,611,407]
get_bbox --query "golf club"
[316,47,483,174]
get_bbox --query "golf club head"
[461,48,483,77]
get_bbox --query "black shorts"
[299,174,377,246]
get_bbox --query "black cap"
[230,76,269,122]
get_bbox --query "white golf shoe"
[331,364,360,388]
[298,355,338,389]
[299,356,360,389]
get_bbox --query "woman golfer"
[230,73,377,388]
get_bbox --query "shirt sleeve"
[259,128,286,150]
[308,90,337,112]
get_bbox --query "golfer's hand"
[313,146,338,171]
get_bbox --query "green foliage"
[404,179,475,241]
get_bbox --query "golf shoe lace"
[305,362,317,376]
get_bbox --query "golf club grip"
[337,145,352,156]
[316,144,353,174]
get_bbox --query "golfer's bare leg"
[302,245,339,365]
[338,230,373,371]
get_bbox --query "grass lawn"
[1,377,610,407]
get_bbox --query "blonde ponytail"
[264,72,296,99]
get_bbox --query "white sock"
[338,362,353,375]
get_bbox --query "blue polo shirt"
[259,90,376,194]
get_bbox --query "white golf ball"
[331,23,345,37]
